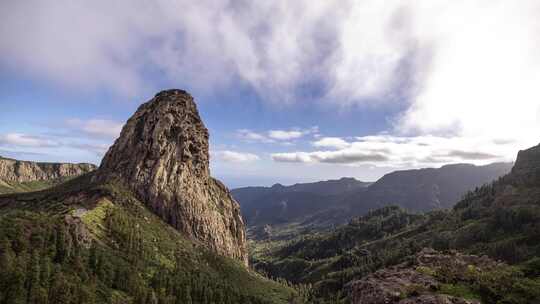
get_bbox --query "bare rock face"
[348,248,490,304]
[510,143,540,186]
[96,89,248,265]
[0,157,96,183]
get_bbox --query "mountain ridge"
[0,157,96,194]
[233,162,513,234]
[233,177,370,228]
[344,161,514,212]
[0,156,96,183]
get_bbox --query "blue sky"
[1,1,539,188]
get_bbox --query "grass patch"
[439,283,481,300]
[80,198,115,239]
[0,177,76,194]
[416,266,436,276]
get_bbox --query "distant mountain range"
[344,162,514,212]
[232,162,513,230]
[233,177,370,226]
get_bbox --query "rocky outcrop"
[0,157,96,183]
[510,143,540,186]
[96,89,248,265]
[348,248,498,304]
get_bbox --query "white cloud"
[268,130,303,140]
[0,1,425,103]
[0,1,346,99]
[212,150,260,163]
[236,129,275,144]
[237,127,317,143]
[271,152,313,163]
[393,1,540,153]
[0,133,59,148]
[313,137,350,149]
[272,150,387,164]
[272,134,514,167]
[66,119,123,139]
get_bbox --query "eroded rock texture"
[511,143,540,186]
[97,89,248,265]
[0,157,96,183]
[348,248,494,304]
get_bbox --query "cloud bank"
[272,135,515,167]
[1,1,539,170]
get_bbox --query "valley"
[234,162,512,241]
[246,145,540,303]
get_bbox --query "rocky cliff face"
[510,143,540,186]
[96,89,248,265]
[348,248,498,304]
[0,157,96,183]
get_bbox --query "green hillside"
[0,177,73,195]
[0,174,298,304]
[252,159,540,303]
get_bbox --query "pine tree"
[26,250,41,303]
[33,287,48,304]
[4,261,26,304]
[0,238,15,293]
[49,272,71,304]
[54,225,67,264]
[88,243,98,273]
[76,284,95,304]
[39,256,51,289]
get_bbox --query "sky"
[1,1,539,188]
